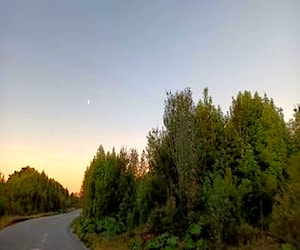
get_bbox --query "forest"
[0,166,79,217]
[73,88,300,249]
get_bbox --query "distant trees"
[0,167,77,216]
[0,172,6,216]
[76,88,299,249]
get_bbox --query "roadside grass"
[0,208,78,231]
[72,223,145,250]
[0,213,55,230]
[76,231,282,250]
[85,233,130,250]
[229,236,281,250]
[71,217,283,250]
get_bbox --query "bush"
[128,236,143,250]
[71,215,94,240]
[271,153,300,248]
[281,243,295,250]
[72,215,126,240]
[95,217,125,236]
[136,177,153,225]
[145,232,179,250]
[238,222,258,245]
[184,224,208,250]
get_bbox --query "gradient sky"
[1,0,299,193]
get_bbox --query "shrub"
[281,243,295,250]
[95,217,125,236]
[184,223,208,250]
[128,236,143,250]
[238,222,258,245]
[145,232,179,250]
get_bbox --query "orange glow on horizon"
[0,134,147,193]
[0,137,93,193]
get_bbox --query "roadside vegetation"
[0,166,80,229]
[72,87,300,249]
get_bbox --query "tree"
[128,148,139,175]
[163,87,197,209]
[202,168,242,249]
[195,88,225,177]
[4,166,69,215]
[271,109,300,248]
[137,149,148,177]
[228,91,288,229]
[0,172,6,216]
[80,145,136,230]
[76,87,297,248]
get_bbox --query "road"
[0,209,87,250]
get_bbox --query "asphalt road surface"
[0,209,87,250]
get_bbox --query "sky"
[1,0,299,193]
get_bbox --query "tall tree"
[163,87,197,207]
[229,91,288,228]
[271,108,300,248]
[195,88,225,177]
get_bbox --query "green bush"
[72,215,125,239]
[71,215,95,240]
[136,177,153,225]
[271,153,300,248]
[95,217,125,236]
[128,236,143,250]
[145,232,179,250]
[238,222,258,244]
[126,209,136,230]
[147,206,166,234]
[184,224,208,250]
[281,243,295,250]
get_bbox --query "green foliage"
[163,88,197,208]
[145,232,179,250]
[1,167,71,216]
[0,172,6,216]
[227,91,289,231]
[72,215,125,239]
[68,192,80,208]
[80,145,137,238]
[237,222,258,245]
[271,153,300,248]
[202,168,242,248]
[196,88,225,177]
[184,224,208,250]
[71,214,94,240]
[95,217,125,236]
[147,206,171,235]
[129,237,143,250]
[136,177,153,225]
[77,88,298,249]
[281,243,295,250]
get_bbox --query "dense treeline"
[0,166,79,216]
[74,88,300,249]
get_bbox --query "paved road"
[0,209,87,250]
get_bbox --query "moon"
[87,100,90,105]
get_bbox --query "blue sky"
[1,0,299,192]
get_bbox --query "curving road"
[0,209,87,250]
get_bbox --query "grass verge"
[83,233,130,250]
[0,212,56,230]
[0,208,78,231]
[73,230,282,250]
